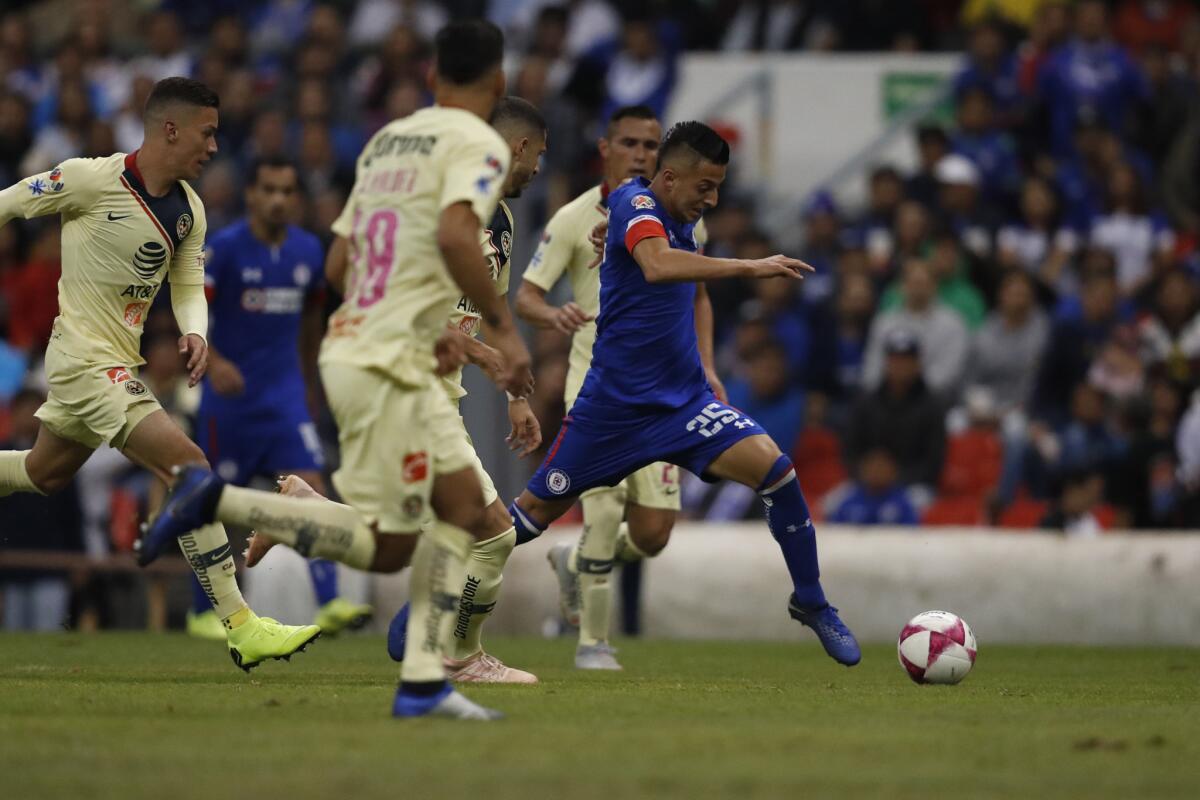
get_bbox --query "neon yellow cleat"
[314,598,374,635]
[186,610,227,641]
[226,614,321,673]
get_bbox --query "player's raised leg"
[124,410,321,670]
[1,423,93,497]
[705,433,860,666]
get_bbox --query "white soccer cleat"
[575,642,622,670]
[445,652,539,684]
[547,541,581,627]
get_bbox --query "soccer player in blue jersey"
[188,157,372,640]
[508,121,861,665]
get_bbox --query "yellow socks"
[576,490,625,647]
[401,521,473,683]
[177,522,249,629]
[451,528,516,660]
[215,485,377,570]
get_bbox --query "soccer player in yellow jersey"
[515,105,724,670]
[0,77,320,670]
[141,22,533,721]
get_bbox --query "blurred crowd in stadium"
[3,0,1200,626]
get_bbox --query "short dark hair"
[607,104,657,133]
[435,20,504,85]
[658,121,730,169]
[144,77,219,120]
[248,155,299,187]
[490,96,546,137]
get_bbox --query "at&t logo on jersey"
[632,195,655,210]
[546,469,571,495]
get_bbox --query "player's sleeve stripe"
[625,214,663,232]
[625,217,667,252]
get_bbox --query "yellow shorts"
[35,345,161,450]
[446,401,499,508]
[581,461,681,511]
[321,363,478,533]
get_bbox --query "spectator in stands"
[20,78,92,175]
[0,13,46,104]
[827,448,919,526]
[1089,161,1176,299]
[1137,269,1200,385]
[1,227,61,354]
[997,175,1080,301]
[797,191,841,305]
[862,259,969,399]
[966,270,1050,413]
[725,335,805,453]
[1039,466,1106,536]
[952,85,1020,208]
[0,91,32,186]
[719,1,836,52]
[1162,95,1200,239]
[1015,1,1072,96]
[0,388,84,631]
[580,10,681,124]
[1110,376,1184,528]
[130,11,193,83]
[1114,0,1198,55]
[1131,45,1195,164]
[847,328,947,498]
[830,271,876,398]
[880,230,987,329]
[853,165,904,270]
[347,0,446,48]
[933,153,996,261]
[737,234,814,380]
[1035,0,1148,157]
[1032,268,1121,426]
[953,17,1022,123]
[906,123,951,210]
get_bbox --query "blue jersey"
[577,177,707,410]
[200,220,324,416]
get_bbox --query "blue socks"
[189,573,211,614]
[509,500,546,546]
[308,559,340,606]
[758,455,827,609]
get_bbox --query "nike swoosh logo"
[107,212,131,221]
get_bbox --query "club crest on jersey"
[632,195,655,210]
[176,213,193,240]
[402,495,424,519]
[124,380,148,397]
[500,231,512,259]
[546,469,571,495]
[293,263,312,286]
[48,168,64,191]
[402,452,429,483]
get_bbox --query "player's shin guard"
[178,523,250,629]
[758,455,827,609]
[0,450,42,496]
[451,527,516,661]
[215,486,376,570]
[509,500,546,546]
[401,522,473,685]
[577,490,624,645]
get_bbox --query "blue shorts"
[527,392,764,501]
[197,404,324,487]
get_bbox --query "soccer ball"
[897,610,977,685]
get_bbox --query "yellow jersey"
[322,106,511,389]
[441,199,514,400]
[0,152,207,368]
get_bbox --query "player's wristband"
[506,391,526,402]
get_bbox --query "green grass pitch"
[1,634,1196,799]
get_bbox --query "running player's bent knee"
[629,521,671,556]
[370,533,418,573]
[756,454,795,495]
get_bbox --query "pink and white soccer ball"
[897,610,977,685]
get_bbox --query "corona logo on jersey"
[402,452,429,483]
[632,195,655,210]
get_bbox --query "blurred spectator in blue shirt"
[953,17,1022,125]
[851,165,904,271]
[1088,160,1176,299]
[581,11,681,125]
[725,335,806,454]
[952,85,1020,208]
[828,448,920,526]
[798,191,841,306]
[997,175,1081,302]
[1035,0,1149,157]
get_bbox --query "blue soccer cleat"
[788,595,862,666]
[392,683,503,720]
[387,602,410,662]
[136,464,225,566]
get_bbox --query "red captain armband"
[624,214,668,253]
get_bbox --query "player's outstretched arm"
[0,161,90,227]
[631,237,813,284]
[514,281,593,334]
[438,202,532,395]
